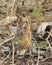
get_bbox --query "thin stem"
[12,41,15,64]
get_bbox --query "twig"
[40,55,52,61]
[11,0,16,16]
[0,36,14,47]
[1,50,12,64]
[46,29,52,51]
[12,41,15,65]
[34,38,40,65]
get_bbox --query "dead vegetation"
[0,0,52,65]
